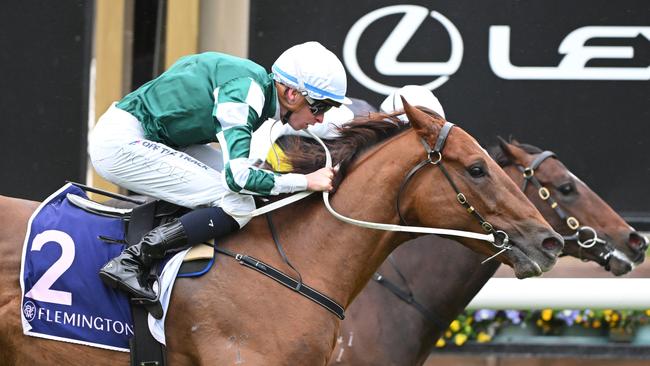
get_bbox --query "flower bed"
[435,309,650,347]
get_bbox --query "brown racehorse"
[0,101,563,365]
[328,139,647,366]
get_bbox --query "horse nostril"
[542,237,563,252]
[628,232,648,252]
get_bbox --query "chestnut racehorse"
[0,101,563,365]
[328,139,647,366]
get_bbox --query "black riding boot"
[99,219,189,301]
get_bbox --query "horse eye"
[468,165,486,178]
[558,183,574,195]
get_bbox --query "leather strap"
[126,202,167,366]
[216,247,345,320]
[373,272,447,330]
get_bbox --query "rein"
[515,150,614,263]
[308,126,507,246]
[217,122,518,320]
[226,123,504,244]
[394,122,511,264]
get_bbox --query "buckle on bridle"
[523,167,534,178]
[538,187,550,200]
[428,151,442,165]
[567,217,580,230]
[481,221,494,233]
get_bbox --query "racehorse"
[328,138,647,366]
[0,100,563,365]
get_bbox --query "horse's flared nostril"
[628,232,648,252]
[542,237,563,253]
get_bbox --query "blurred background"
[0,1,648,364]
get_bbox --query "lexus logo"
[343,5,464,95]
[490,26,650,80]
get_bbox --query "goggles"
[304,94,340,116]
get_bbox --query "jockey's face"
[287,98,325,130]
[278,85,325,130]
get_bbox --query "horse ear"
[496,135,510,151]
[497,135,526,164]
[401,96,437,137]
[510,136,521,145]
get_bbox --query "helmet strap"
[281,110,293,124]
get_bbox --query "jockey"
[88,41,347,303]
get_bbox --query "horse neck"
[269,131,424,308]
[389,237,500,336]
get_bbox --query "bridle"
[515,150,614,265]
[373,121,512,327]
[396,122,511,263]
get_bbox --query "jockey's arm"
[214,78,309,196]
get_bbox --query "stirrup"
[131,277,164,319]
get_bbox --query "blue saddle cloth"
[20,183,132,352]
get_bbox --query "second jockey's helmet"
[379,85,446,120]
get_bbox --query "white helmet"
[272,41,348,104]
[379,85,446,121]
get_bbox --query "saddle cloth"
[20,183,213,351]
[20,183,133,351]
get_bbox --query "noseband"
[396,122,511,262]
[516,151,614,264]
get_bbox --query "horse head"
[492,137,647,275]
[395,99,564,278]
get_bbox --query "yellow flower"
[576,315,583,323]
[603,309,613,316]
[541,309,553,321]
[593,320,602,328]
[435,338,446,348]
[477,332,492,343]
[645,309,650,317]
[454,333,468,346]
[611,313,620,322]
[536,319,544,327]
[445,330,452,338]
[449,320,461,332]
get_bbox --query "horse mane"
[274,107,444,187]
[488,138,544,167]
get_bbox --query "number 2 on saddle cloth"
[20,182,213,352]
[20,183,133,351]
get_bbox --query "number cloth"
[20,184,132,351]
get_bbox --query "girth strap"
[215,247,345,320]
[372,272,448,331]
[126,202,167,366]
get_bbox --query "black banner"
[0,1,93,201]
[250,0,650,227]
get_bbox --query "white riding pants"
[88,104,254,227]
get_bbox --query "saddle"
[66,189,215,270]
[67,182,345,365]
[67,183,213,366]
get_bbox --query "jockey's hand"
[306,167,337,192]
